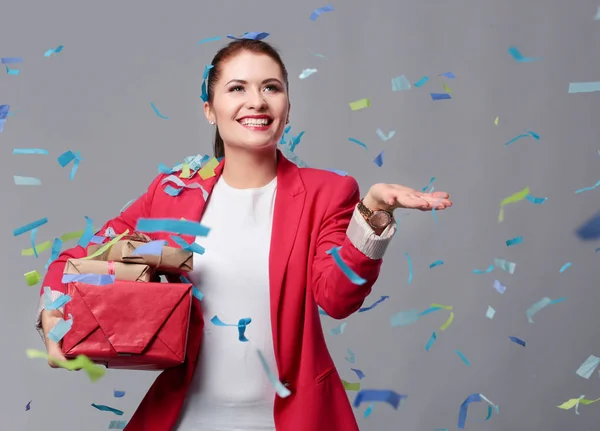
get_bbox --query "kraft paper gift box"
[87,240,193,273]
[64,258,153,282]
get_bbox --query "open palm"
[367,183,452,211]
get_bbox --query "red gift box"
[61,280,192,370]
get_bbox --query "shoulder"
[298,167,360,197]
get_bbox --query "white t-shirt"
[175,175,278,431]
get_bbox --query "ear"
[203,101,215,124]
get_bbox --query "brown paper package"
[87,240,193,273]
[64,259,153,282]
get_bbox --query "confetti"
[210,315,252,342]
[351,368,366,380]
[257,349,291,398]
[414,76,429,87]
[405,252,413,284]
[226,32,269,41]
[504,130,540,146]
[358,296,389,312]
[42,286,71,310]
[373,151,384,167]
[526,297,565,323]
[345,349,355,363]
[62,273,116,285]
[26,349,106,382]
[442,81,452,93]
[136,218,210,237]
[353,390,407,409]
[508,46,541,62]
[348,137,367,149]
[363,403,374,418]
[25,400,31,411]
[329,322,347,335]
[81,230,130,260]
[150,102,169,119]
[47,313,73,343]
[349,98,371,110]
[391,75,411,91]
[13,148,48,154]
[505,236,522,246]
[196,36,221,45]
[326,246,367,284]
[559,262,572,273]
[114,390,126,398]
[575,210,600,240]
[57,150,76,167]
[494,116,499,125]
[457,393,498,428]
[13,176,41,186]
[342,380,360,391]
[455,350,471,365]
[526,194,547,204]
[200,64,214,102]
[421,177,436,192]
[509,336,526,347]
[376,128,395,141]
[486,306,496,319]
[473,264,494,274]
[1,57,22,64]
[494,258,515,274]
[24,270,41,286]
[91,403,124,415]
[498,186,529,222]
[576,355,600,379]
[77,216,94,248]
[44,45,63,57]
[574,179,600,194]
[390,309,420,327]
[108,421,127,429]
[429,260,444,268]
[430,93,452,100]
[181,274,203,301]
[0,104,10,132]
[557,396,600,413]
[493,280,506,294]
[299,68,317,79]
[14,217,48,237]
[425,332,437,351]
[568,82,600,94]
[310,4,334,21]
[430,304,454,331]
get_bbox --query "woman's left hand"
[363,183,453,212]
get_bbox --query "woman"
[36,39,452,431]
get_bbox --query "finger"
[430,191,450,199]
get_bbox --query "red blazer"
[41,151,384,431]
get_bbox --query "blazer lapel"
[269,151,306,358]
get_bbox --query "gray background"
[1,0,599,430]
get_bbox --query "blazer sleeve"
[311,176,396,319]
[34,173,165,339]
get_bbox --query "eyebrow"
[224,78,284,87]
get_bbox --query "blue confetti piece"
[289,131,305,152]
[1,57,22,64]
[351,368,365,379]
[136,218,210,237]
[44,45,64,57]
[200,64,214,102]
[310,4,334,21]
[43,286,71,310]
[326,169,348,176]
[559,262,572,273]
[376,128,395,141]
[576,210,600,240]
[509,336,526,347]
[405,252,413,284]
[348,137,367,149]
[91,403,124,415]
[226,32,269,41]
[30,228,39,258]
[363,403,374,418]
[318,307,328,316]
[257,348,291,398]
[180,275,203,301]
[45,238,63,269]
[419,306,442,316]
[77,216,94,248]
[458,393,482,429]
[526,194,547,204]
[508,46,541,62]
[68,151,82,180]
[391,74,411,91]
[455,350,471,365]
[429,260,444,268]
[358,296,389,312]
[47,314,73,343]
[62,274,116,285]
[14,176,41,185]
[5,65,19,75]
[326,246,366,285]
[473,264,494,274]
[108,420,127,429]
[493,280,506,294]
[390,309,420,327]
[353,390,407,409]
[210,315,252,342]
[132,240,165,256]
[345,348,355,363]
[505,130,540,146]
[170,234,206,255]
[196,36,221,45]
[421,177,436,192]
[439,72,456,78]
[568,82,600,93]
[373,151,384,167]
[25,401,31,411]
[430,93,452,100]
[0,104,10,120]
[413,76,429,87]
[329,322,347,335]
[13,148,48,154]
[57,150,75,167]
[150,102,169,119]
[14,217,48,237]
[505,236,523,246]
[425,332,437,351]
[113,390,126,398]
[575,179,600,194]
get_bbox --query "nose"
[246,88,267,111]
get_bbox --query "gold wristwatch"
[357,199,394,229]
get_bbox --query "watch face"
[369,211,392,228]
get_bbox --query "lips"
[237,115,273,127]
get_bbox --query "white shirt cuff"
[346,205,397,260]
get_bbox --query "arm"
[311,177,396,319]
[34,174,165,341]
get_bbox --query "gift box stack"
[60,232,195,370]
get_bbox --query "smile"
[237,117,273,130]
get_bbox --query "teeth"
[240,118,269,126]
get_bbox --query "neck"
[220,146,278,189]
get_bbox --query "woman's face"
[205,50,290,154]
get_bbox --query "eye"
[230,85,244,92]
[264,84,281,92]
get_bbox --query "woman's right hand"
[41,309,68,368]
